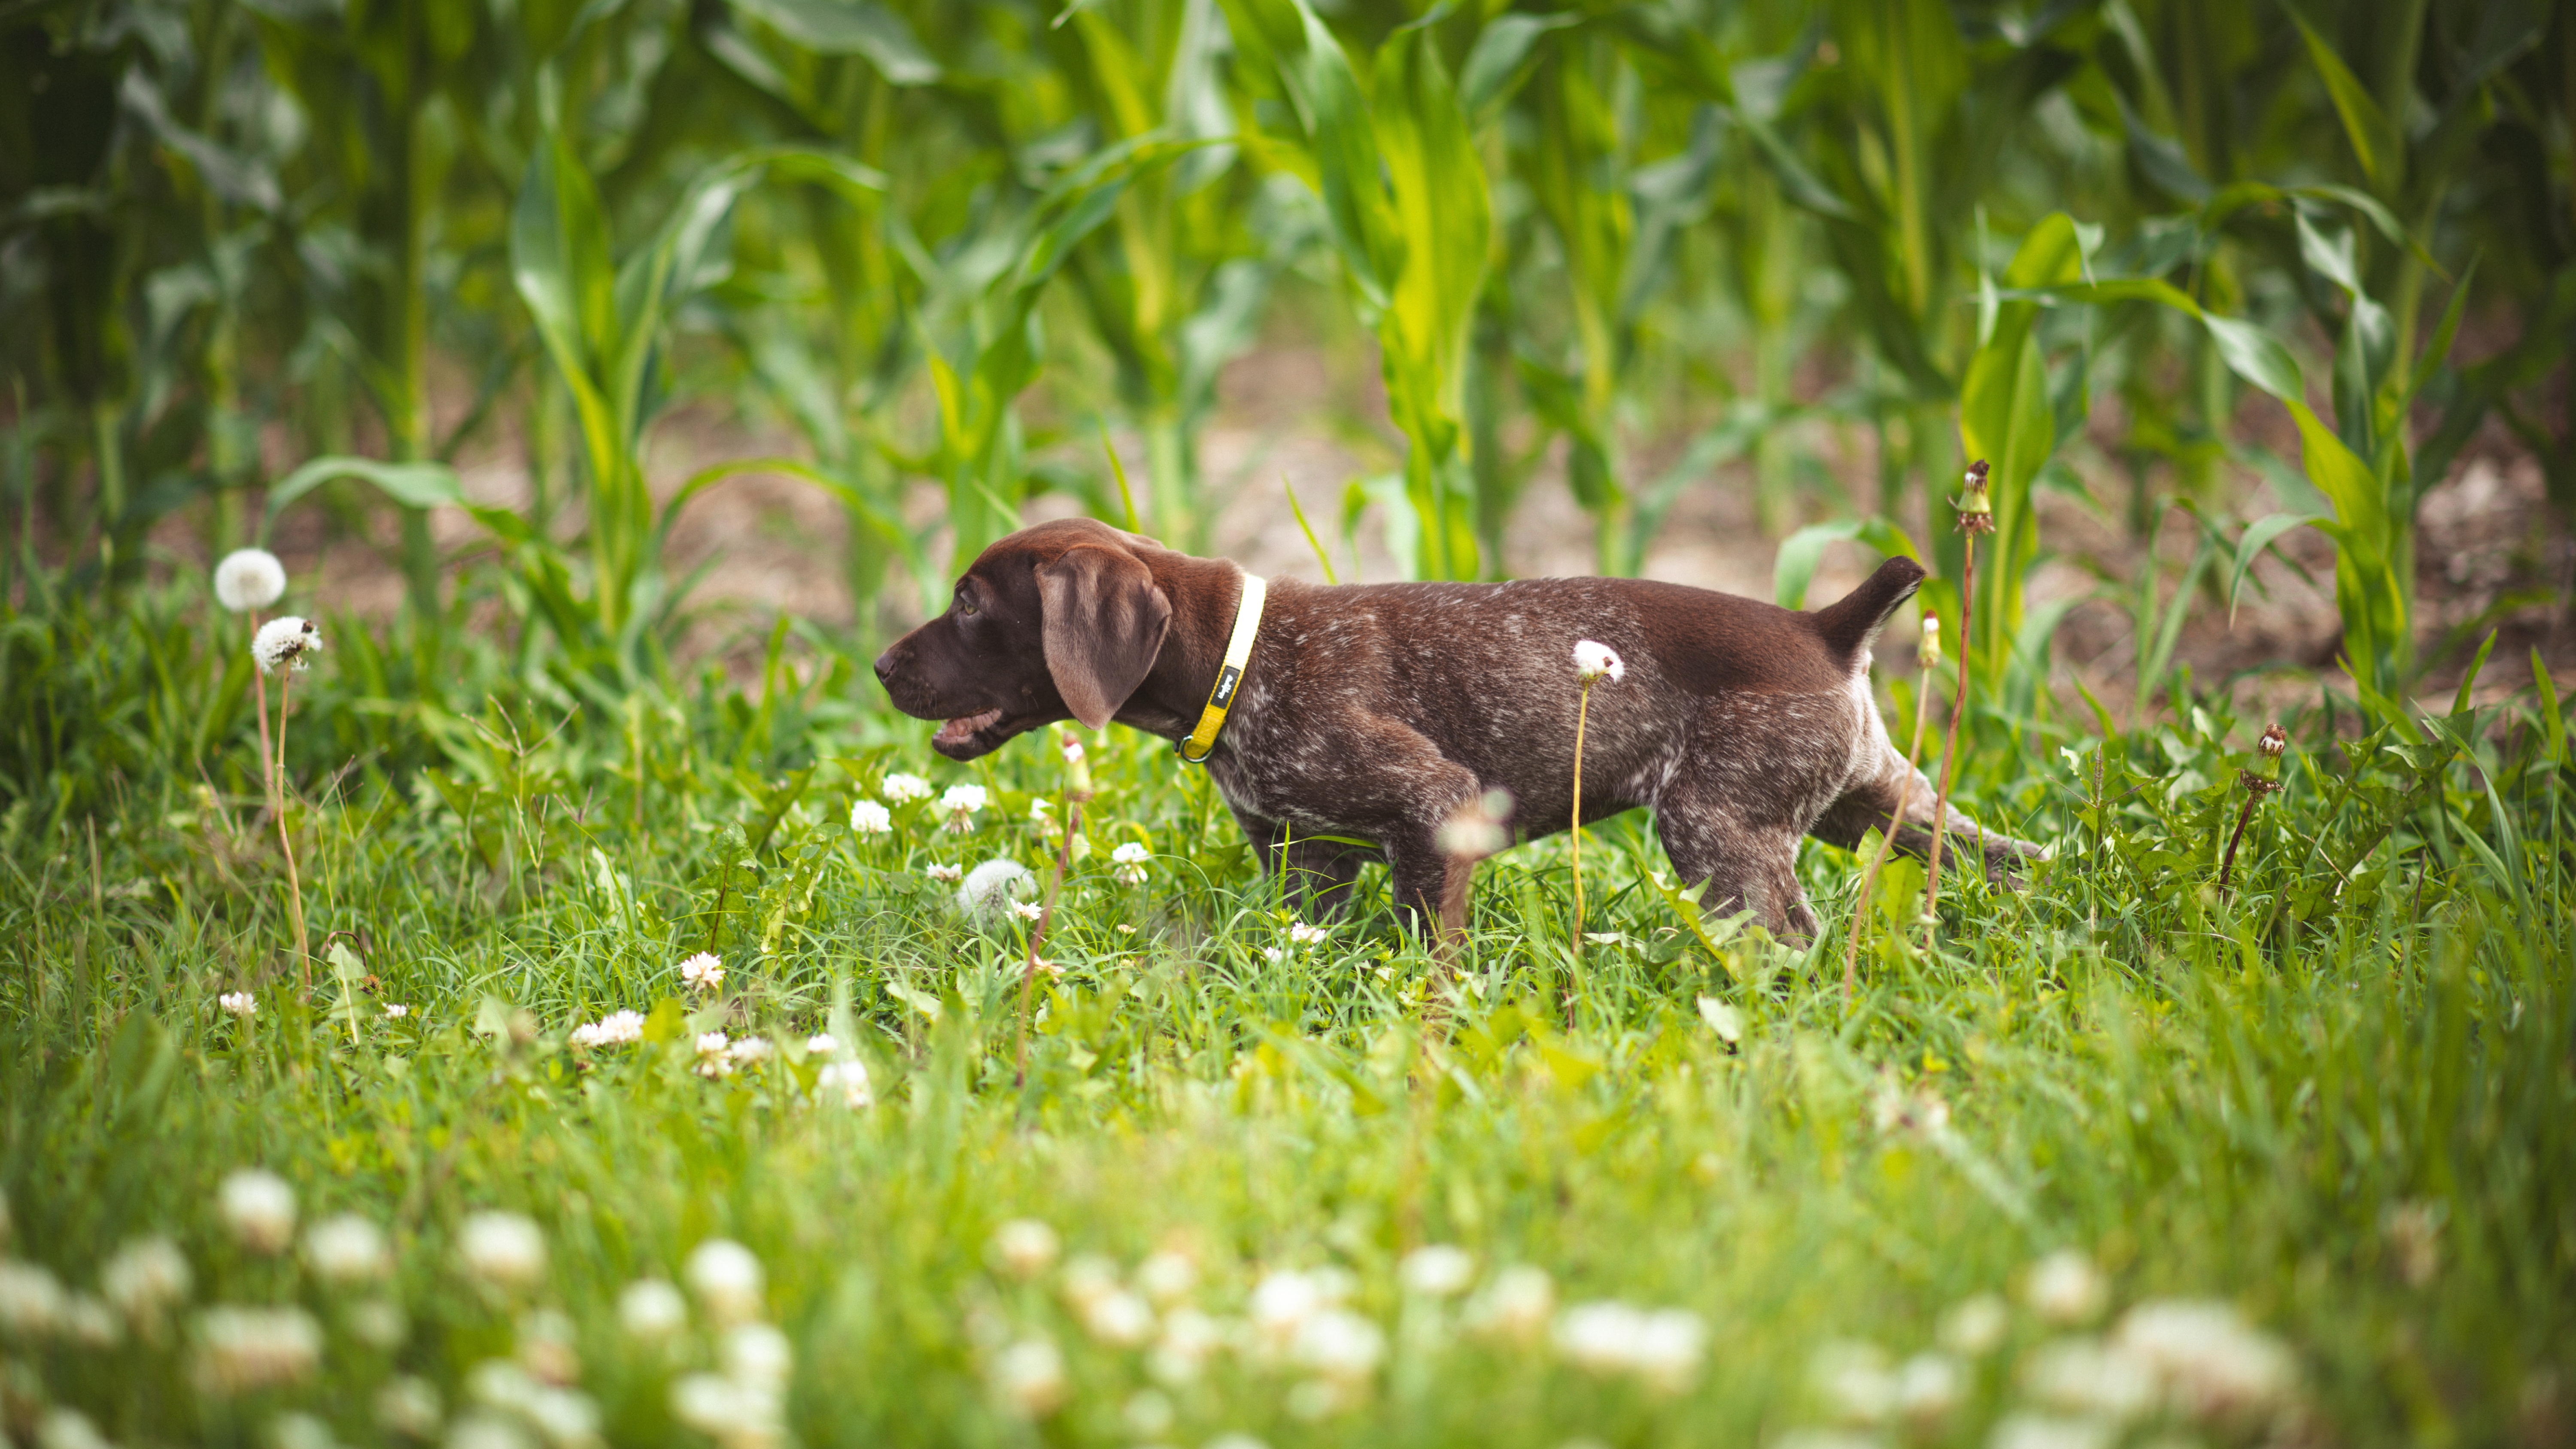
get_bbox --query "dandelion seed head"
[958,858,1038,919]
[251,616,323,674]
[1572,639,1625,683]
[214,549,287,613]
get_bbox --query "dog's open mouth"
[933,708,1005,750]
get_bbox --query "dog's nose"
[872,649,899,689]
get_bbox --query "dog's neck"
[1119,548,1267,741]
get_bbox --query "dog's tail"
[1809,555,1927,666]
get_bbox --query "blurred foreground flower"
[2112,1299,2298,1422]
[959,859,1038,920]
[687,1239,766,1325]
[1400,1245,1475,1297]
[1552,1301,1706,1392]
[0,1259,65,1337]
[459,1212,547,1293]
[881,772,933,805]
[99,1236,191,1329]
[191,1305,322,1394]
[990,1220,1059,1279]
[219,1169,296,1255]
[1465,1265,1555,1344]
[305,1214,393,1285]
[619,1279,688,1341]
[988,1336,1069,1417]
[2024,1250,2106,1324]
[816,1060,874,1109]
[571,1011,645,1048]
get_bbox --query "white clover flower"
[880,773,933,805]
[214,548,288,613]
[723,1321,793,1391]
[849,799,893,835]
[220,1169,297,1255]
[1552,1301,1705,1391]
[377,1375,443,1438]
[0,1259,66,1337]
[457,1212,547,1293]
[816,1060,874,1109]
[990,1220,1059,1279]
[1011,900,1045,923]
[1988,1412,2115,1449]
[678,952,726,993]
[218,991,258,1019]
[1812,1340,1897,1424]
[515,1307,582,1386]
[58,1294,118,1349]
[1029,797,1054,822]
[190,1305,323,1394]
[686,1239,765,1325]
[2025,1249,2107,1324]
[1149,1306,1223,1385]
[383,1002,410,1020]
[618,1279,687,1340]
[1248,1267,1351,1352]
[349,1296,406,1349]
[2022,1337,2157,1421]
[726,1036,775,1067]
[1293,1308,1385,1384]
[958,858,1038,920]
[803,1033,838,1055]
[1081,1288,1156,1347]
[1135,1249,1197,1305]
[1262,948,1284,964]
[252,616,324,673]
[2112,1299,2298,1421]
[100,1236,192,1326]
[1110,841,1151,886]
[1573,639,1625,683]
[925,863,964,883]
[1940,1293,2010,1356]
[1399,1244,1475,1297]
[304,1214,393,1285]
[570,1010,645,1049]
[1896,1351,1969,1424]
[987,1336,1069,1417]
[940,784,989,832]
[693,1032,733,1078]
[1288,922,1329,947]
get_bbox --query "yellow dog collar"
[1177,572,1266,764]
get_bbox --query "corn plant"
[1221,0,1490,581]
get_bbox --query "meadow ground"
[2,583,2571,1449]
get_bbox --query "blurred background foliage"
[0,0,2570,794]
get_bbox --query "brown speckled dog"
[873,517,2037,942]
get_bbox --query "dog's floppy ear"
[1038,544,1173,729]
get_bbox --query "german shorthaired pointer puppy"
[873,517,2036,943]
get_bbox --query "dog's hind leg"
[1652,792,1814,942]
[1810,747,2040,885]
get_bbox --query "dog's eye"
[957,597,977,617]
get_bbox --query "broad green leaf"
[2533,650,2568,766]
[2227,512,2328,622]
[2288,10,2400,190]
[262,457,464,535]
[1773,517,1922,609]
[1459,12,1577,123]
[729,0,939,84]
[2199,313,2304,402]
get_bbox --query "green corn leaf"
[729,0,940,84]
[1772,517,1922,610]
[2288,9,2401,191]
[2532,650,2568,767]
[2226,512,2328,623]
[261,457,463,538]
[2199,314,2304,403]
[1458,12,1577,124]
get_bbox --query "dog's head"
[872,518,1175,760]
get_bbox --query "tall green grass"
[0,576,2569,1446]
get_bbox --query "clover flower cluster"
[966,1221,1704,1431]
[1770,1249,2302,1449]
[570,1011,646,1049]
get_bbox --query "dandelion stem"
[1018,792,1087,1091]
[1924,530,1977,953]
[1844,659,1937,1006]
[248,611,277,823]
[274,667,310,993]
[1567,678,1594,1029]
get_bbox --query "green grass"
[1,587,2571,1449]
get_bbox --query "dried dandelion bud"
[2258,723,2287,759]
[1919,614,1944,673]
[1955,460,1995,536]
